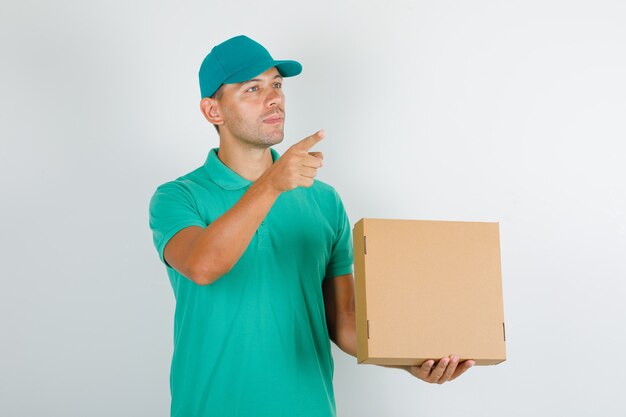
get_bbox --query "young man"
[149,35,474,417]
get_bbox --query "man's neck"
[216,137,274,182]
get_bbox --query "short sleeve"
[149,181,207,267]
[324,190,354,279]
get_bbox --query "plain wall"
[1,0,625,416]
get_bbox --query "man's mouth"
[263,114,284,124]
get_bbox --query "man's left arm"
[322,273,357,357]
[322,273,475,384]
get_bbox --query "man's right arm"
[163,130,326,286]
[164,179,280,285]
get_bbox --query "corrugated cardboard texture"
[353,218,506,366]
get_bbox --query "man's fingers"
[308,151,324,161]
[302,154,323,168]
[451,360,475,380]
[299,167,318,179]
[439,355,459,383]
[420,360,435,377]
[410,357,474,384]
[292,130,325,151]
[429,357,450,382]
[268,131,325,193]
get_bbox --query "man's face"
[217,66,286,147]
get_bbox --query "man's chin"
[264,131,284,146]
[266,137,284,147]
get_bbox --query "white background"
[2,0,625,416]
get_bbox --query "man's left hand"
[405,355,475,384]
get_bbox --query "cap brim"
[223,59,302,84]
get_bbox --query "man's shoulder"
[148,165,216,224]
[153,166,209,196]
[311,178,340,197]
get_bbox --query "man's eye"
[274,82,282,88]
[246,86,258,92]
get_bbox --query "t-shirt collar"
[204,147,281,190]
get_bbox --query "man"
[149,35,474,417]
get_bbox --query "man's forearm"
[334,313,357,357]
[187,177,280,284]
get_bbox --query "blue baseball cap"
[199,35,302,98]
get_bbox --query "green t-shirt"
[149,147,354,417]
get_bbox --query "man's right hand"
[259,130,325,192]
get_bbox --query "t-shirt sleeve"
[324,190,354,279]
[149,181,207,267]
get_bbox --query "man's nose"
[266,88,283,106]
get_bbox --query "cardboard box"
[353,218,506,366]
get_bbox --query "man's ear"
[200,98,224,126]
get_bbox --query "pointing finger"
[292,130,325,151]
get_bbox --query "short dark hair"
[211,85,225,133]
